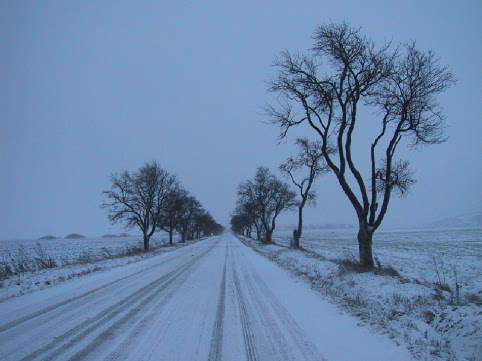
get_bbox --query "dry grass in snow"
[239,227,482,361]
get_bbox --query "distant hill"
[65,233,86,239]
[423,211,482,229]
[38,235,58,240]
[101,234,119,238]
[119,233,131,237]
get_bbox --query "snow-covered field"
[276,227,482,298]
[0,235,167,267]
[0,234,184,301]
[240,227,482,361]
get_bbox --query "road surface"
[0,234,412,360]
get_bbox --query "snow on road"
[0,234,412,360]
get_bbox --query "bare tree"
[158,186,187,246]
[193,210,223,238]
[237,167,298,243]
[101,161,178,251]
[232,201,260,239]
[267,22,455,266]
[280,138,330,248]
[175,194,202,243]
[230,212,252,237]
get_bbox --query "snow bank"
[239,227,482,361]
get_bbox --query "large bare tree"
[101,161,178,251]
[267,22,455,266]
[237,167,298,243]
[280,138,330,248]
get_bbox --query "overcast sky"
[1,1,480,239]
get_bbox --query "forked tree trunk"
[357,220,375,267]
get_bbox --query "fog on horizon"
[1,1,480,240]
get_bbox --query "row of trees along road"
[233,22,455,269]
[101,161,224,251]
[232,167,298,243]
[231,138,330,249]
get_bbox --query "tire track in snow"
[101,246,210,361]
[237,242,326,361]
[23,264,190,361]
[69,239,220,361]
[0,266,152,334]
[238,260,294,360]
[70,270,187,361]
[17,239,219,361]
[140,285,188,361]
[231,248,259,361]
[208,244,229,361]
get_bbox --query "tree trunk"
[357,220,374,267]
[180,232,186,243]
[265,229,273,243]
[266,217,277,244]
[143,234,150,252]
[292,206,303,248]
[169,230,173,246]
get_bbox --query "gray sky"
[1,0,481,239]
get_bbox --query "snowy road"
[0,234,412,360]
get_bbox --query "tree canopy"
[267,22,455,266]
